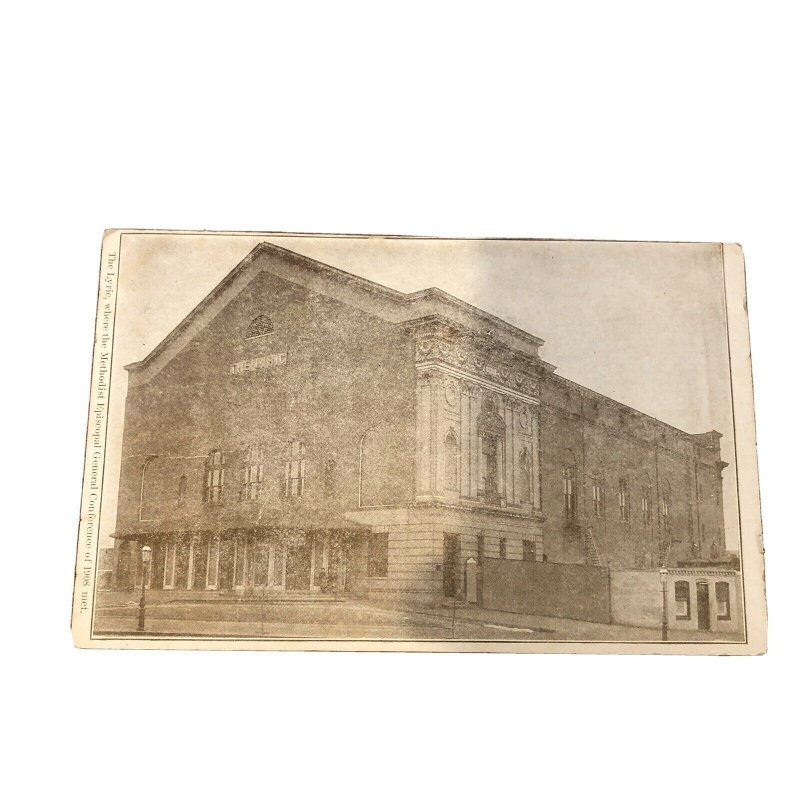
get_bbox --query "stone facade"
[111,242,730,605]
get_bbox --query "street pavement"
[93,592,742,643]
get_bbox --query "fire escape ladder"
[583,527,601,567]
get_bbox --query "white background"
[2,2,796,798]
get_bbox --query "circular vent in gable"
[245,315,274,339]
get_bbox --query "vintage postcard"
[72,231,766,652]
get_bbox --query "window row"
[674,580,731,621]
[183,443,337,506]
[562,467,672,525]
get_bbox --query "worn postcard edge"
[70,231,767,654]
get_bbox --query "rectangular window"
[252,543,268,586]
[642,492,652,524]
[675,580,691,620]
[284,441,306,498]
[312,535,325,588]
[619,478,629,521]
[367,532,389,578]
[499,537,507,559]
[163,540,177,589]
[206,538,220,588]
[243,445,264,501]
[563,466,576,519]
[715,582,731,620]
[592,479,604,518]
[233,536,247,587]
[204,450,225,505]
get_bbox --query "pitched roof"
[125,241,547,382]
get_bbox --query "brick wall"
[114,269,417,537]
[539,375,726,570]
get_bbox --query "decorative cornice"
[415,334,540,402]
[417,362,539,404]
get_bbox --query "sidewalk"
[93,591,743,643]
[363,597,745,643]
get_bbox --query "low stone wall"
[480,560,744,634]
[481,558,612,624]
[609,570,662,628]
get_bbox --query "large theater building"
[111,242,732,607]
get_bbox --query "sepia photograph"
[10,4,796,798]
[72,231,765,652]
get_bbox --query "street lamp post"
[138,545,152,632]
[659,567,669,642]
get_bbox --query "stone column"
[504,398,515,506]
[531,407,542,511]
[459,381,471,498]
[470,387,480,499]
[415,373,433,500]
[431,373,445,498]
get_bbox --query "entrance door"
[697,582,711,631]
[443,534,459,598]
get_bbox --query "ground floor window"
[499,537,507,559]
[234,536,247,587]
[252,543,269,586]
[206,538,220,588]
[367,531,389,577]
[312,535,326,588]
[716,581,731,620]
[675,580,691,620]
[163,540,177,589]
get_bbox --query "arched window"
[444,430,459,492]
[242,444,264,500]
[245,315,274,339]
[177,474,187,506]
[478,392,506,505]
[204,450,225,504]
[519,448,531,503]
[618,476,629,521]
[284,440,306,498]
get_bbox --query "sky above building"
[101,233,738,550]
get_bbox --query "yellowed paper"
[72,231,766,653]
